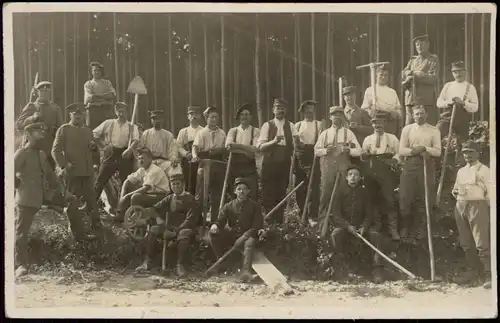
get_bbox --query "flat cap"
[342,86,356,95]
[234,177,250,188]
[413,34,429,43]
[89,61,104,69]
[187,106,202,114]
[299,100,318,113]
[376,64,390,73]
[24,122,47,133]
[346,164,361,174]
[137,147,153,157]
[235,103,252,119]
[114,101,128,110]
[66,102,86,113]
[461,141,480,152]
[149,110,164,118]
[451,61,466,72]
[34,81,52,90]
[273,98,288,106]
[169,173,185,182]
[203,106,218,118]
[370,111,389,123]
[329,106,344,115]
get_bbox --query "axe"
[126,76,148,146]
[356,62,390,116]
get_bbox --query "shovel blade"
[127,76,148,95]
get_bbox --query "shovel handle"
[423,157,436,281]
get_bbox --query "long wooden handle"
[218,152,233,213]
[264,181,305,222]
[321,172,341,239]
[204,238,242,276]
[161,239,168,271]
[129,94,140,147]
[423,157,436,281]
[355,233,417,279]
[436,104,457,205]
[301,157,318,224]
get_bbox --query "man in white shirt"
[398,105,441,244]
[116,147,170,223]
[226,103,261,200]
[361,112,401,240]
[192,107,227,222]
[294,100,323,225]
[361,65,403,136]
[93,102,140,208]
[258,98,299,224]
[178,106,204,194]
[139,110,181,178]
[84,62,117,129]
[436,61,479,144]
[452,141,490,289]
[314,106,361,236]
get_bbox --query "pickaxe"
[29,72,39,103]
[356,62,390,116]
[127,76,147,145]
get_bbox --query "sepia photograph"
[3,2,497,319]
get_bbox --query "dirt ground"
[12,272,496,319]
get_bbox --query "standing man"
[361,112,401,240]
[178,106,204,195]
[361,65,403,136]
[84,62,117,130]
[225,103,261,200]
[436,61,479,146]
[52,103,103,232]
[258,98,299,225]
[92,101,140,206]
[398,105,441,243]
[16,81,64,170]
[139,110,181,178]
[452,141,491,289]
[401,35,439,126]
[294,100,323,225]
[191,106,227,222]
[314,106,362,236]
[342,86,372,145]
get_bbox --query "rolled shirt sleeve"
[314,130,328,157]
[257,122,270,148]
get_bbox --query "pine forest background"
[12,13,491,134]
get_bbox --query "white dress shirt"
[258,118,297,147]
[193,126,226,152]
[314,126,362,157]
[453,162,490,201]
[127,163,171,193]
[226,125,261,147]
[399,123,441,157]
[93,119,140,149]
[361,84,402,117]
[362,132,400,158]
[139,128,178,160]
[295,120,322,145]
[436,80,479,113]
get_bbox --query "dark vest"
[265,119,293,161]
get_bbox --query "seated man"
[330,165,386,283]
[136,173,199,276]
[116,148,171,223]
[208,177,264,282]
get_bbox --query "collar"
[331,125,344,130]
[303,118,315,123]
[238,124,251,131]
[115,118,129,125]
[273,118,286,124]
[374,131,385,136]
[347,183,361,190]
[205,125,220,132]
[467,161,481,169]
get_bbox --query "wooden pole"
[297,14,303,104]
[221,16,227,131]
[423,157,436,282]
[168,15,174,131]
[153,17,158,111]
[203,20,210,107]
[255,14,263,127]
[188,18,193,106]
[113,13,120,100]
[311,13,316,101]
[480,13,485,121]
[265,29,271,122]
[376,13,380,62]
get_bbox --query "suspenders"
[297,120,319,144]
[233,126,254,146]
[108,120,133,148]
[324,127,347,148]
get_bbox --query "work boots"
[176,239,189,277]
[387,212,400,241]
[455,249,482,286]
[480,257,491,289]
[135,258,152,272]
[240,244,254,283]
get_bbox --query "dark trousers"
[15,205,39,268]
[182,159,199,195]
[86,104,114,130]
[208,229,257,260]
[94,147,134,203]
[117,181,165,219]
[146,226,194,264]
[295,150,320,221]
[66,176,100,230]
[195,159,225,222]
[436,106,471,144]
[261,158,291,224]
[331,227,385,268]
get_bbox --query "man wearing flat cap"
[208,177,264,282]
[258,98,299,224]
[177,106,204,194]
[361,112,401,240]
[451,141,491,289]
[361,65,403,136]
[92,102,141,212]
[294,100,323,224]
[436,61,479,147]
[342,86,372,145]
[192,106,227,222]
[16,81,63,170]
[84,61,117,129]
[401,35,440,126]
[314,106,362,237]
[139,110,181,179]
[225,103,261,200]
[52,102,103,234]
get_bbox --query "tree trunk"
[203,20,209,107]
[63,13,68,115]
[376,13,380,62]
[297,14,303,105]
[50,15,55,97]
[480,13,485,120]
[280,36,285,98]
[265,29,270,121]
[325,13,331,113]
[255,14,263,127]
[233,33,240,108]
[152,17,158,111]
[294,14,299,122]
[188,18,193,106]
[311,13,316,101]
[73,13,78,102]
[221,16,227,131]
[113,13,120,100]
[21,15,29,106]
[410,14,414,56]
[443,17,447,84]
[330,18,335,105]
[168,15,174,131]
[88,13,91,67]
[400,16,404,109]
[212,42,217,108]
[27,13,33,100]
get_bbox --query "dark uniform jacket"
[15,146,58,208]
[214,198,263,238]
[52,122,99,177]
[345,106,372,145]
[402,54,439,106]
[333,182,373,231]
[151,192,198,231]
